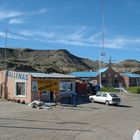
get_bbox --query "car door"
[100,93,108,103]
[94,92,102,102]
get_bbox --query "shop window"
[114,79,118,84]
[60,82,74,92]
[102,79,107,84]
[15,82,26,96]
[60,83,67,92]
[67,83,73,91]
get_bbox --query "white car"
[89,92,121,106]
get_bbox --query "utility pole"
[109,57,112,93]
[4,28,7,69]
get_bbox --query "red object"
[76,82,87,95]
[38,91,42,97]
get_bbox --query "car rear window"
[110,94,118,97]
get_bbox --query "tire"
[105,100,109,106]
[90,98,94,103]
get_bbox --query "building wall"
[98,68,126,87]
[0,71,6,98]
[31,77,60,102]
[123,76,129,87]
[0,70,32,103]
[31,77,76,101]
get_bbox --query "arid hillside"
[0,48,139,73]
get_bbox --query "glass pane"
[16,82,25,96]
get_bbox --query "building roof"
[29,72,75,78]
[5,70,75,79]
[69,68,109,78]
[120,72,140,78]
[99,68,108,73]
[70,71,98,78]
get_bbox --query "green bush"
[136,88,140,94]
[127,86,140,94]
[100,87,118,92]
[101,86,140,94]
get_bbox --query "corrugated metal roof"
[70,71,98,77]
[5,70,75,78]
[30,72,75,78]
[69,68,109,78]
[99,68,108,73]
[120,72,140,78]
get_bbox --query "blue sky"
[0,0,140,62]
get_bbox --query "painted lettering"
[6,71,28,80]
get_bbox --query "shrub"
[127,86,140,94]
[136,88,140,94]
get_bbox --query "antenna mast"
[99,0,106,86]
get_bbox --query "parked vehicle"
[89,92,121,106]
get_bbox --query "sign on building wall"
[6,71,28,80]
[38,80,59,91]
[32,81,38,92]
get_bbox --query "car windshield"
[110,93,118,97]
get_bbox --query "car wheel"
[105,100,109,106]
[90,98,94,103]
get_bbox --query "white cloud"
[0,8,48,21]
[19,30,34,36]
[0,10,22,19]
[7,27,140,52]
[0,32,5,37]
[9,18,26,24]
[30,8,48,15]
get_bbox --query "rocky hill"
[0,47,139,73]
[0,48,98,73]
[112,59,140,73]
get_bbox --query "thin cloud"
[9,18,26,24]
[8,27,140,52]
[63,5,83,10]
[0,8,48,20]
[19,30,34,36]
[0,32,5,37]
[0,10,22,19]
[30,8,48,15]
[0,30,28,40]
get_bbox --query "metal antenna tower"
[99,0,106,87]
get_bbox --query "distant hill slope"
[113,59,140,73]
[0,48,139,73]
[0,48,98,73]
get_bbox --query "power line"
[1,29,54,50]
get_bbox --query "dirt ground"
[0,92,140,140]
